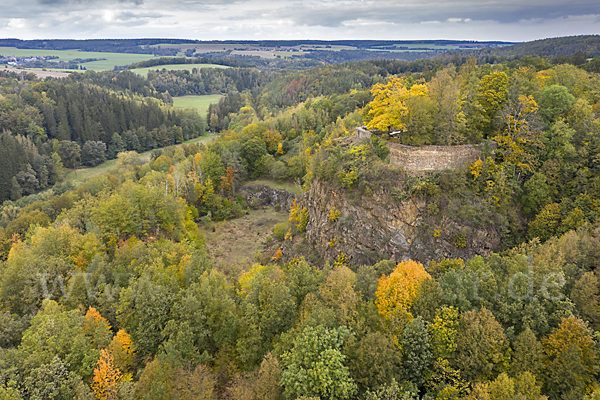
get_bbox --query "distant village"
[0,54,103,70]
[0,55,57,66]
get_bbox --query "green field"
[173,94,223,117]
[132,63,230,77]
[0,47,157,71]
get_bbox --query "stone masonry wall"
[355,126,373,139]
[354,126,484,172]
[386,142,482,172]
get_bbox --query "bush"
[273,223,288,241]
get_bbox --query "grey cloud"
[273,0,600,27]
[1,0,599,41]
[110,10,165,20]
[37,0,144,4]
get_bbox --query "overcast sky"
[0,0,599,42]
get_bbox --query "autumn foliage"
[92,349,123,400]
[107,329,136,374]
[375,260,431,345]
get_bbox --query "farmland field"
[132,63,230,77]
[173,94,223,117]
[4,68,73,78]
[0,47,157,70]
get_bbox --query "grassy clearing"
[64,159,118,185]
[201,207,288,268]
[243,179,303,197]
[64,134,216,185]
[131,63,230,77]
[173,94,223,117]
[0,47,157,71]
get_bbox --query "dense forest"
[0,69,205,203]
[3,42,600,400]
[448,35,600,72]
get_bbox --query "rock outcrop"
[303,180,501,266]
[239,185,297,211]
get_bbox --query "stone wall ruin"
[354,126,487,172]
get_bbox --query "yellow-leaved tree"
[92,349,123,400]
[494,94,541,175]
[107,329,136,376]
[375,259,431,347]
[366,76,409,131]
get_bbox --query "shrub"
[273,223,288,241]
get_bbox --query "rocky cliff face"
[303,179,501,266]
[239,185,297,211]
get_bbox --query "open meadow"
[172,94,223,117]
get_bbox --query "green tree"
[535,84,576,124]
[281,325,357,400]
[0,381,23,400]
[23,355,69,400]
[521,172,552,215]
[242,138,267,179]
[81,141,107,167]
[429,306,459,360]
[543,119,577,163]
[19,300,99,380]
[571,272,600,330]
[57,140,81,169]
[543,316,598,399]
[511,328,544,379]
[199,151,226,185]
[117,279,174,361]
[454,308,509,382]
[402,316,433,388]
[429,65,466,145]
[488,372,515,400]
[344,331,401,392]
[237,265,296,368]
